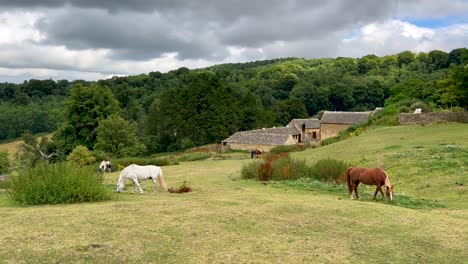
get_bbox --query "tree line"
[0,48,467,156]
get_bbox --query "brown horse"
[251,149,262,159]
[347,167,393,201]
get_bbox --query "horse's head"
[386,185,393,201]
[116,182,125,193]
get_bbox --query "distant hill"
[1,48,467,152]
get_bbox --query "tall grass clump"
[241,154,312,181]
[310,158,350,183]
[240,160,262,179]
[8,163,111,205]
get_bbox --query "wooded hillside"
[1,48,467,153]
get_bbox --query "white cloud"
[0,11,45,44]
[339,20,468,57]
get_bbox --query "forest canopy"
[1,48,467,153]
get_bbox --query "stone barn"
[221,127,299,152]
[320,111,372,140]
[287,118,321,143]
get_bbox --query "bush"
[270,155,311,181]
[67,145,96,166]
[8,163,111,205]
[410,101,431,113]
[399,106,410,113]
[310,158,350,183]
[241,154,312,181]
[0,151,9,174]
[241,155,349,184]
[241,160,262,179]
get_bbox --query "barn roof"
[222,127,295,145]
[250,127,299,135]
[320,111,372,125]
[287,118,321,131]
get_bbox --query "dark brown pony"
[347,167,393,201]
[251,149,262,159]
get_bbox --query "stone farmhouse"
[222,110,378,152]
[319,111,373,140]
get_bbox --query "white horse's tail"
[158,169,168,191]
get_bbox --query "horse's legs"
[152,178,157,192]
[373,185,380,200]
[132,179,144,194]
[379,186,385,199]
[354,182,360,200]
[349,183,355,199]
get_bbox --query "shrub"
[258,162,273,181]
[8,163,111,205]
[241,154,312,181]
[67,145,96,166]
[270,155,311,181]
[241,160,262,179]
[310,158,350,183]
[0,151,9,174]
[410,101,431,113]
[399,106,410,113]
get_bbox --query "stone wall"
[320,124,350,140]
[399,112,468,125]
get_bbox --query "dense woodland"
[0,48,467,156]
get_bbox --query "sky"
[0,0,467,83]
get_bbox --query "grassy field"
[0,124,467,263]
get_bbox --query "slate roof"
[320,111,372,125]
[222,127,296,145]
[287,118,321,132]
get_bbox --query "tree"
[272,98,308,125]
[94,115,146,157]
[55,83,120,153]
[437,66,468,109]
[428,50,449,70]
[397,51,415,67]
[67,145,96,166]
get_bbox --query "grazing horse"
[99,160,112,173]
[251,149,262,159]
[116,164,168,194]
[347,167,393,201]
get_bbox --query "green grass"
[294,123,468,209]
[0,124,466,263]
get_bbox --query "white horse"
[99,160,112,173]
[116,164,168,194]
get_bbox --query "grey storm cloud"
[1,0,467,82]
[2,0,403,61]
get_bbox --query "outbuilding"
[320,111,372,140]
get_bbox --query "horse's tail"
[382,169,391,186]
[346,167,353,194]
[158,168,168,192]
[251,151,254,159]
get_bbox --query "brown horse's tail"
[346,167,353,194]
